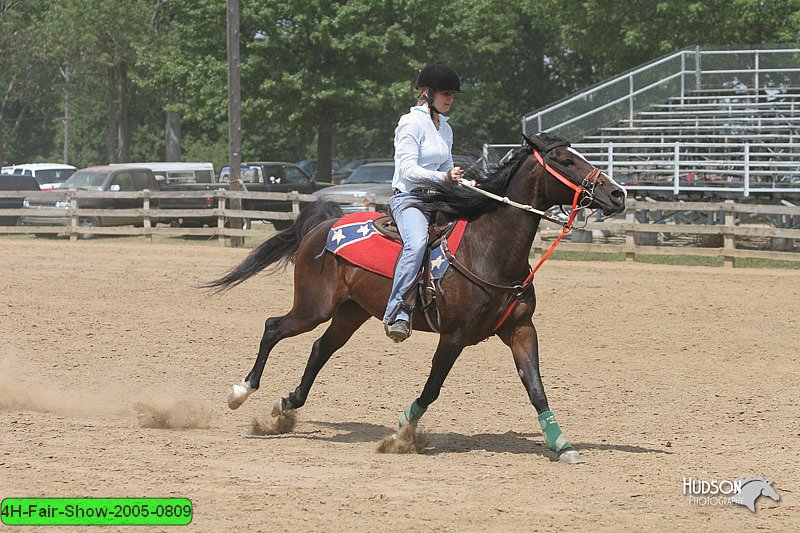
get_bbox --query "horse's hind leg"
[273,300,371,414]
[227,310,326,409]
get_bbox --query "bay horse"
[204,133,626,463]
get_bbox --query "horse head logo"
[730,476,780,513]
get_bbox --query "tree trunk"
[165,109,182,161]
[106,63,131,163]
[107,66,118,163]
[116,63,131,163]
[0,76,14,167]
[62,68,70,164]
[316,105,334,183]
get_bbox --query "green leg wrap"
[538,410,571,453]
[398,400,427,428]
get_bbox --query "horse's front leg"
[397,334,464,428]
[498,319,584,464]
[378,335,464,453]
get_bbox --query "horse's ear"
[522,133,542,150]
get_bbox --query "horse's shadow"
[247,420,670,458]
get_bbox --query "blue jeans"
[383,193,431,324]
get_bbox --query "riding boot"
[385,301,414,342]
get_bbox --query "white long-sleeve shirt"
[391,105,454,193]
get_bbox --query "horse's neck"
[467,184,544,280]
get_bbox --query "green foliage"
[0,1,61,166]
[2,0,800,169]
[537,0,800,76]
[182,134,230,174]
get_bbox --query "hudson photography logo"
[682,476,780,513]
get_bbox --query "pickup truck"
[162,161,330,230]
[0,174,40,225]
[20,166,160,231]
[157,181,232,228]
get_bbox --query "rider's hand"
[447,167,464,182]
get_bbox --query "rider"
[383,63,465,342]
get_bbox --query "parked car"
[331,158,392,184]
[216,161,331,229]
[20,165,159,232]
[314,162,394,214]
[315,156,477,213]
[110,162,215,184]
[296,159,343,181]
[109,162,219,228]
[0,174,40,225]
[3,163,76,190]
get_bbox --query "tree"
[242,0,416,180]
[409,0,596,152]
[43,0,152,164]
[537,0,800,77]
[0,1,60,167]
[135,0,230,163]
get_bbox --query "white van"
[3,163,77,190]
[110,162,215,184]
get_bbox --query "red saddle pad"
[325,212,467,279]
[326,212,399,277]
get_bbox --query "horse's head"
[523,134,627,217]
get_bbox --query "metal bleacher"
[489,46,800,201]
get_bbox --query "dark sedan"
[314,162,394,214]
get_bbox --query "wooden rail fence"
[1,190,798,266]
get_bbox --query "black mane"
[414,147,529,217]
[414,133,570,217]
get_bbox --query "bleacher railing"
[483,142,800,198]
[523,46,800,140]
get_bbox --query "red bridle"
[493,147,602,331]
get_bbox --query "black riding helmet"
[414,63,462,93]
[415,63,461,117]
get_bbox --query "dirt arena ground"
[1,236,797,531]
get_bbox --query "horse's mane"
[414,133,567,218]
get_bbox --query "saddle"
[371,212,456,244]
[373,213,459,334]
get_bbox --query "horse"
[204,133,627,463]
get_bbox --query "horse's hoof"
[558,449,585,464]
[227,381,254,410]
[271,398,287,417]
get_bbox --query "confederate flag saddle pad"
[324,211,467,279]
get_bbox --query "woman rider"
[383,63,464,342]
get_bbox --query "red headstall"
[493,147,600,331]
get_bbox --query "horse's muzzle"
[601,189,627,216]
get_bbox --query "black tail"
[201,200,343,293]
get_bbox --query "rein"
[447,145,602,331]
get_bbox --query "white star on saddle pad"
[357,224,371,237]
[430,255,446,270]
[331,228,346,244]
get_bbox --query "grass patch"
[7,229,800,269]
[634,254,724,267]
[545,250,626,262]
[735,257,800,269]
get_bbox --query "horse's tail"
[201,199,343,293]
